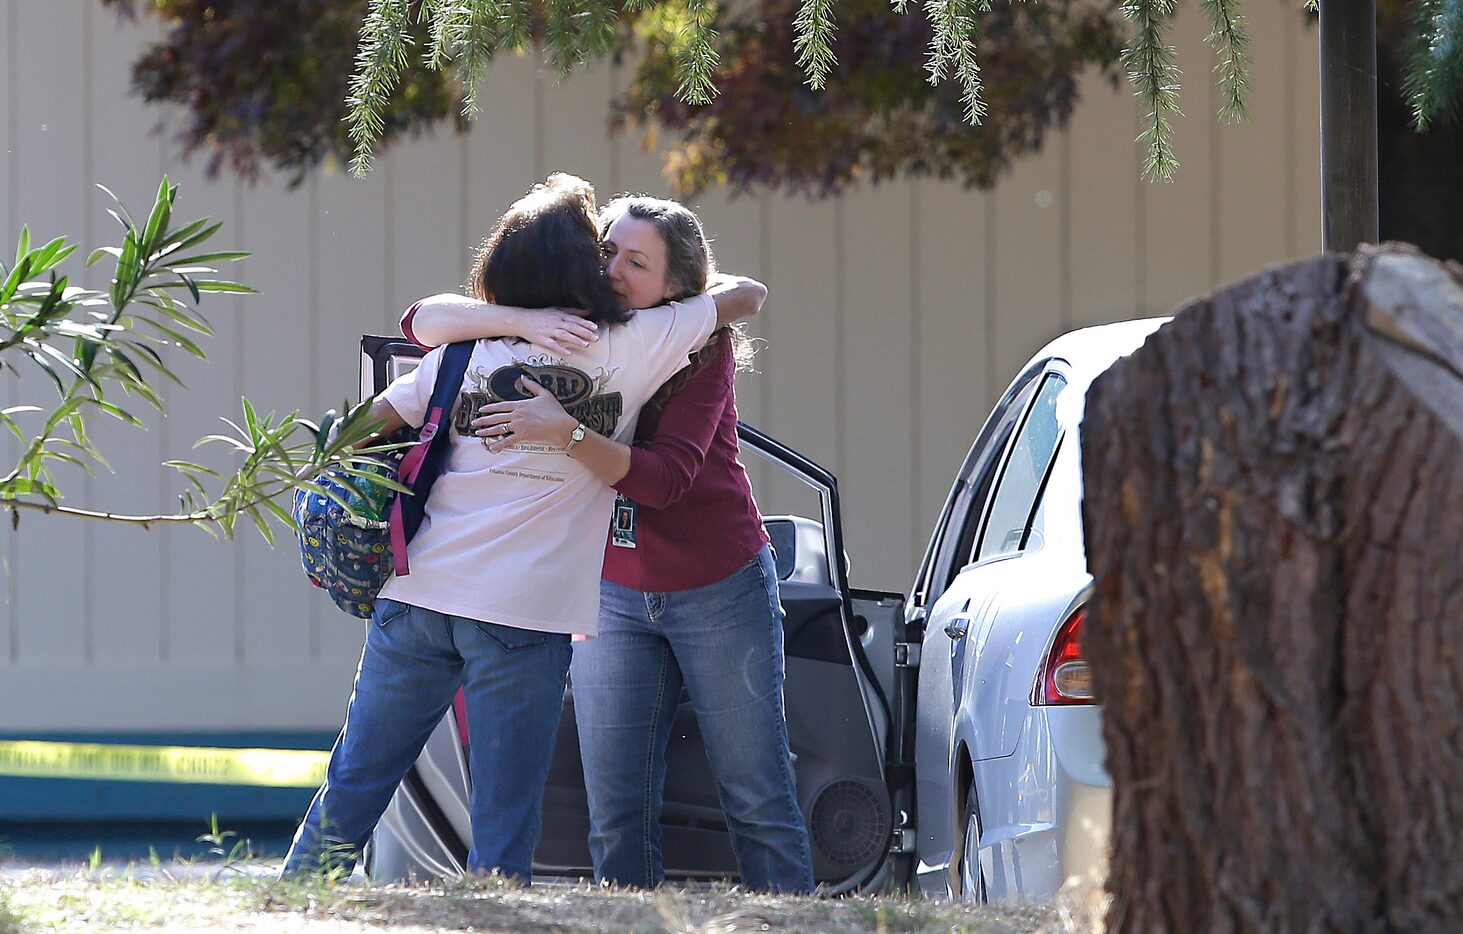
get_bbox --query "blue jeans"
[282,598,572,882]
[571,545,815,892]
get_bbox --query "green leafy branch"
[165,397,411,545]
[0,178,406,541]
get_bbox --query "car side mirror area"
[764,515,832,586]
[766,518,798,580]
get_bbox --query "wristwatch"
[564,421,587,454]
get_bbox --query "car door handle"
[944,615,972,640]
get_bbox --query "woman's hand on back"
[473,378,580,453]
[706,272,767,329]
[511,309,598,356]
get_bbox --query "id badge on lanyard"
[611,493,637,548]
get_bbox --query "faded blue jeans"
[571,545,815,892]
[282,598,572,882]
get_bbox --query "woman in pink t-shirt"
[409,196,814,893]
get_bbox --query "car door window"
[972,373,1067,563]
[923,375,1042,597]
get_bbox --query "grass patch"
[1,868,1063,933]
[241,873,1059,933]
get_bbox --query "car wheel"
[958,787,987,903]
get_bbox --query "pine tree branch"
[1202,0,1251,122]
[347,0,415,176]
[1407,0,1463,129]
[794,0,839,91]
[677,0,722,104]
[1122,0,1182,181]
[922,0,988,125]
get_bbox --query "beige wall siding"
[0,0,1319,733]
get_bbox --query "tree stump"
[1080,244,1463,933]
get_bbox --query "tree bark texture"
[1081,244,1463,933]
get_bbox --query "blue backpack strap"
[393,340,475,561]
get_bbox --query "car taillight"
[1034,606,1095,705]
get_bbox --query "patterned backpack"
[293,341,474,618]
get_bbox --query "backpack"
[293,341,474,618]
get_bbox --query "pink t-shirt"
[377,296,715,635]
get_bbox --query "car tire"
[958,786,987,903]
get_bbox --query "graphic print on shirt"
[453,357,624,456]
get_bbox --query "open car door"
[358,336,912,892]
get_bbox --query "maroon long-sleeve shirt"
[603,335,769,592]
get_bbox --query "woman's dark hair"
[469,174,629,325]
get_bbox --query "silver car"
[906,317,1167,900]
[357,318,1165,900]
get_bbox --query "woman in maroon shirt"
[409,196,814,893]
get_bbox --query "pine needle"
[922,0,987,125]
[676,0,721,105]
[1122,0,1182,181]
[346,0,415,177]
[1406,0,1463,130]
[794,0,839,91]
[1202,0,1251,122]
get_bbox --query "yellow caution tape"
[0,739,329,788]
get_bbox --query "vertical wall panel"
[1289,14,1322,257]
[694,190,767,490]
[156,163,242,668]
[313,165,389,663]
[541,65,615,192]
[717,193,772,496]
[605,61,626,195]
[603,53,667,199]
[838,182,915,593]
[0,0,10,233]
[696,193,763,292]
[466,55,540,259]
[607,113,666,200]
[990,133,1065,392]
[11,2,89,666]
[1140,4,1219,315]
[235,178,316,670]
[312,168,390,410]
[1067,74,1142,327]
[1216,1,1295,282]
[85,7,167,668]
[385,132,472,319]
[910,182,988,563]
[2,0,18,664]
[755,196,838,520]
[612,133,666,199]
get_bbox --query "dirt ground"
[0,866,1105,933]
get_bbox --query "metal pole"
[1319,0,1379,252]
